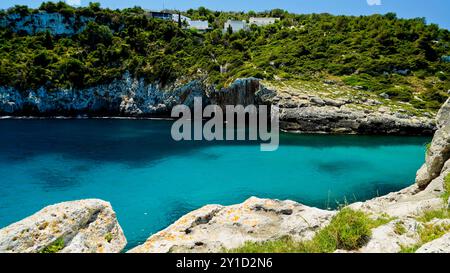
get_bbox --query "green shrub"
[319,208,372,250]
[384,86,413,102]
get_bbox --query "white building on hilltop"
[172,14,191,24]
[188,20,210,32]
[224,20,248,33]
[249,17,280,27]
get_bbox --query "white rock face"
[416,233,450,253]
[416,98,450,188]
[128,197,335,253]
[0,75,269,116]
[0,199,126,253]
[0,12,91,35]
[0,73,206,116]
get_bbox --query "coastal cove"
[0,119,430,249]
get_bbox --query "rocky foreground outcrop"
[0,74,435,135]
[0,199,126,253]
[128,197,335,253]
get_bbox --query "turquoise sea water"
[0,119,430,248]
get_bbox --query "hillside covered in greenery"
[0,2,449,110]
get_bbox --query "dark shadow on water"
[32,168,80,190]
[0,119,430,164]
[0,119,208,167]
[164,200,198,226]
[315,159,371,175]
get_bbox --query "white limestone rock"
[0,199,126,253]
[129,197,335,253]
[416,98,450,188]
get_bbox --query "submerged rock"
[128,197,335,253]
[0,199,126,253]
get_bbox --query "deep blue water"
[0,119,429,248]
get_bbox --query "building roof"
[189,20,210,30]
[249,17,280,25]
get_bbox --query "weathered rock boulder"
[416,98,450,188]
[0,199,126,253]
[129,197,335,253]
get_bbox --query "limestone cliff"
[0,75,436,135]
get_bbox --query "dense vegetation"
[1,2,449,110]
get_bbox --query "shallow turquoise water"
[0,119,429,248]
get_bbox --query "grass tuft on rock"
[418,209,450,222]
[39,237,65,253]
[418,223,450,244]
[228,208,373,253]
[443,173,450,204]
[394,221,407,235]
[105,233,113,243]
[399,244,420,253]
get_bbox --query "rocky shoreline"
[0,75,436,135]
[0,98,448,253]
